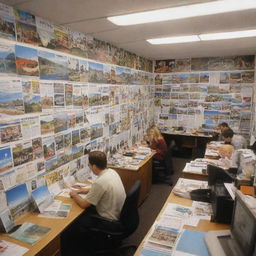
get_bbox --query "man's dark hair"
[218,122,229,128]
[222,128,234,138]
[89,151,107,169]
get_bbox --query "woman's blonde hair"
[148,126,163,140]
[218,144,234,159]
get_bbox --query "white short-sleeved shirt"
[232,135,248,150]
[85,168,126,220]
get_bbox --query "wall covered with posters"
[0,3,155,220]
[154,56,255,137]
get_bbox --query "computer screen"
[231,191,256,256]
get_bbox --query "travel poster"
[0,3,16,40]
[15,45,39,76]
[0,146,13,173]
[0,80,24,116]
[0,42,16,75]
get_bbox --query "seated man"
[221,128,247,150]
[61,151,126,253]
[212,122,230,141]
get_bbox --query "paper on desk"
[0,240,28,256]
[163,203,193,219]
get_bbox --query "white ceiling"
[3,0,256,60]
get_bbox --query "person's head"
[88,151,107,174]
[218,122,229,132]
[148,126,162,141]
[222,128,234,144]
[218,144,234,159]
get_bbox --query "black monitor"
[230,191,256,256]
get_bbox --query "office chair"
[83,180,141,255]
[152,143,173,186]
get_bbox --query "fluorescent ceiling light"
[147,35,200,45]
[199,29,256,40]
[108,0,256,26]
[147,29,256,45]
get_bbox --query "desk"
[109,153,154,205]
[181,163,208,181]
[0,196,84,256]
[134,192,229,255]
[162,132,212,158]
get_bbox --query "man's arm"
[70,189,91,209]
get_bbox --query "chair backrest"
[164,143,173,174]
[119,180,141,238]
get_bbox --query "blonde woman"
[148,126,167,161]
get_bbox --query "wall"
[154,56,255,136]
[0,3,154,220]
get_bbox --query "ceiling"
[2,0,256,60]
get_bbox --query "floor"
[123,156,191,248]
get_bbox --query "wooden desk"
[134,192,229,255]
[162,132,212,158]
[181,163,208,181]
[0,196,84,256]
[109,153,154,205]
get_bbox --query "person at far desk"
[212,122,230,141]
[147,126,167,162]
[61,151,126,255]
[222,128,248,150]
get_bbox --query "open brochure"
[32,185,71,218]
[8,222,51,244]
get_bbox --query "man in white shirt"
[61,151,126,254]
[222,129,247,150]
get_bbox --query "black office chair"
[152,143,173,185]
[83,180,141,255]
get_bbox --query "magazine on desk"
[173,178,208,199]
[8,222,51,244]
[32,185,71,218]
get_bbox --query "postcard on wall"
[88,61,104,84]
[53,24,70,54]
[40,81,54,111]
[0,41,16,75]
[0,146,13,173]
[42,136,56,160]
[40,114,54,135]
[54,112,68,133]
[6,183,31,220]
[54,82,65,108]
[9,221,51,244]
[64,83,73,107]
[69,29,87,58]
[22,80,42,113]
[0,3,16,40]
[0,79,24,117]
[0,169,16,191]
[12,140,33,167]
[0,119,22,144]
[20,116,40,140]
[73,84,83,108]
[79,59,88,82]
[68,57,80,82]
[15,45,39,76]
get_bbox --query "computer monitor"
[230,191,256,256]
[205,190,256,256]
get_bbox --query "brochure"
[8,222,51,244]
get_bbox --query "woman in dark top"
[147,126,167,161]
